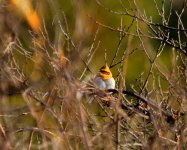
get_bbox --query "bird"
[94,64,115,89]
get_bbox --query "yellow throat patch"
[98,64,113,80]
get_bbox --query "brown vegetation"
[0,0,186,149]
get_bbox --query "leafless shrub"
[0,0,186,149]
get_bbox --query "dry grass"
[0,0,186,149]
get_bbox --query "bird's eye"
[100,70,110,75]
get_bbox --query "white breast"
[105,78,115,89]
[94,77,106,89]
[94,77,115,89]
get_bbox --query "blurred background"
[0,0,186,149]
[1,0,186,84]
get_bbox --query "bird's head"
[98,64,113,80]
